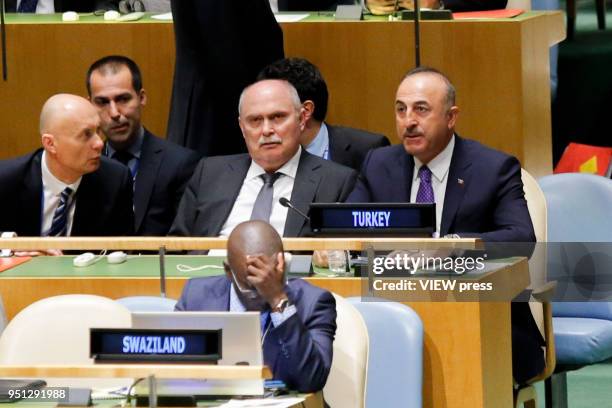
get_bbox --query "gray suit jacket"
[170,150,357,237]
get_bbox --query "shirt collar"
[246,145,302,181]
[41,151,82,196]
[105,126,145,159]
[413,134,455,183]
[304,122,329,159]
[229,283,247,312]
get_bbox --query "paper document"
[274,14,309,23]
[219,397,305,407]
[151,12,172,20]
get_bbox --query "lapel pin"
[457,178,464,186]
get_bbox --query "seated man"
[6,0,118,13]
[0,94,134,237]
[348,67,543,384]
[258,57,390,171]
[175,220,336,392]
[170,79,357,237]
[87,55,201,236]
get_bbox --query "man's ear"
[139,88,147,106]
[41,133,56,154]
[223,260,232,280]
[302,100,315,124]
[447,106,459,129]
[277,252,286,274]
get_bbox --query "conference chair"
[323,293,369,408]
[0,294,132,388]
[539,173,612,408]
[116,296,177,312]
[513,169,557,408]
[347,298,423,408]
[566,0,605,39]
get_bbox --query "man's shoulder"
[0,149,41,187]
[144,131,201,161]
[287,278,334,303]
[456,136,519,166]
[328,124,390,147]
[299,149,356,176]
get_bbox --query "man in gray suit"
[170,79,357,238]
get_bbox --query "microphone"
[1,0,7,81]
[279,197,310,222]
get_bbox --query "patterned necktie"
[416,166,435,203]
[17,0,38,12]
[47,187,73,236]
[250,173,281,222]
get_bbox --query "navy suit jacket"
[170,149,357,237]
[0,149,134,236]
[5,0,117,12]
[175,276,336,392]
[348,136,536,242]
[105,130,201,236]
[327,124,390,171]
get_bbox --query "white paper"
[218,397,305,407]
[151,12,173,20]
[273,14,309,23]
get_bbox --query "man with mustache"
[170,79,357,237]
[0,94,134,238]
[347,67,544,385]
[87,56,201,236]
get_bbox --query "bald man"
[176,220,336,392]
[0,94,134,237]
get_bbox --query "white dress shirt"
[40,151,82,236]
[410,135,456,236]
[219,147,302,238]
[269,0,279,12]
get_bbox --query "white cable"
[176,264,224,273]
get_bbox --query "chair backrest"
[506,0,532,9]
[323,293,368,408]
[348,298,423,408]
[0,294,131,365]
[539,173,612,242]
[116,296,177,312]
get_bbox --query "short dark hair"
[257,58,329,122]
[86,55,143,96]
[403,66,456,109]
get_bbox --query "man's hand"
[312,250,329,268]
[245,253,287,308]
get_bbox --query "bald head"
[40,94,98,135]
[39,93,104,184]
[227,221,284,268]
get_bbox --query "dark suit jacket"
[444,0,507,11]
[0,149,134,236]
[5,0,117,12]
[105,130,201,236]
[347,136,543,383]
[175,276,336,392]
[167,0,284,156]
[327,124,390,171]
[348,136,535,242]
[170,150,358,237]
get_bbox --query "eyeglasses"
[225,264,259,300]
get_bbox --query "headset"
[118,0,145,14]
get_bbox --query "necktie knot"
[418,166,432,183]
[61,187,73,200]
[113,151,133,166]
[261,172,281,186]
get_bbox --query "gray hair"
[402,66,456,111]
[238,79,302,115]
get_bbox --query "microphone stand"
[1,0,7,81]
[414,0,421,67]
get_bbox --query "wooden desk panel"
[0,13,564,177]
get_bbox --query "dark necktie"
[47,187,73,237]
[250,173,281,222]
[17,0,38,12]
[112,151,135,177]
[416,166,435,203]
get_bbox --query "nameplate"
[90,328,222,363]
[309,203,435,237]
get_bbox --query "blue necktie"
[260,311,270,335]
[17,0,38,12]
[47,187,73,237]
[416,166,435,203]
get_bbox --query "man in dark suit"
[87,56,201,236]
[170,79,357,238]
[258,58,390,171]
[176,220,336,392]
[5,0,117,13]
[347,67,543,384]
[167,0,284,157]
[0,94,133,239]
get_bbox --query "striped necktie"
[47,187,73,237]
